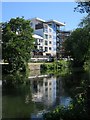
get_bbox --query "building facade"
[30,17,70,59]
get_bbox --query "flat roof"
[30,17,65,26]
[46,19,65,26]
[30,17,45,22]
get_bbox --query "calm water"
[2,70,86,119]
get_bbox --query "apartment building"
[30,17,70,59]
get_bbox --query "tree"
[79,13,90,29]
[64,28,90,66]
[74,1,90,13]
[75,2,90,116]
[2,17,34,74]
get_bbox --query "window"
[57,43,60,46]
[49,82,52,85]
[39,46,43,49]
[49,35,52,38]
[35,23,43,29]
[44,28,48,33]
[48,24,52,27]
[49,88,52,90]
[45,47,48,52]
[49,41,52,44]
[44,25,48,32]
[45,82,48,86]
[45,88,48,91]
[56,25,60,30]
[49,28,52,32]
[44,34,48,39]
[49,47,51,50]
[44,25,48,29]
[39,39,43,42]
[45,41,48,45]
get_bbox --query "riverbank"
[28,62,53,70]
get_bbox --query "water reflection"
[30,75,71,119]
[30,76,56,107]
[2,73,71,119]
[30,75,71,108]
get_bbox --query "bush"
[84,59,90,72]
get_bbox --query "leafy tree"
[79,13,90,29]
[64,28,90,66]
[74,1,90,13]
[75,2,90,116]
[2,17,34,74]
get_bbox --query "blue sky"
[2,2,87,30]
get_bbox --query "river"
[2,69,87,119]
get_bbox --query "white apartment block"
[30,17,69,58]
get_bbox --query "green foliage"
[44,82,89,120]
[44,102,88,120]
[79,13,90,29]
[2,72,28,89]
[2,17,34,74]
[84,59,90,72]
[64,28,90,66]
[74,2,90,13]
[44,3,90,120]
[44,74,90,120]
[41,60,71,76]
[84,47,90,72]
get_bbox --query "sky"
[2,2,87,30]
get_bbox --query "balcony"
[35,23,43,30]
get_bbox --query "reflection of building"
[56,76,72,107]
[43,76,56,106]
[30,76,56,107]
[60,96,72,107]
[30,74,71,108]
[56,76,65,105]
[30,17,69,58]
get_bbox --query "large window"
[44,34,48,39]
[49,47,51,50]
[48,24,52,27]
[44,25,48,29]
[44,25,48,33]
[49,41,52,44]
[45,47,48,52]
[35,23,43,29]
[44,28,48,33]
[45,41,48,45]
[39,39,43,42]
[39,46,43,49]
[49,28,52,32]
[49,35,52,38]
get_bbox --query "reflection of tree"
[25,94,30,104]
[62,73,83,97]
[2,72,28,89]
